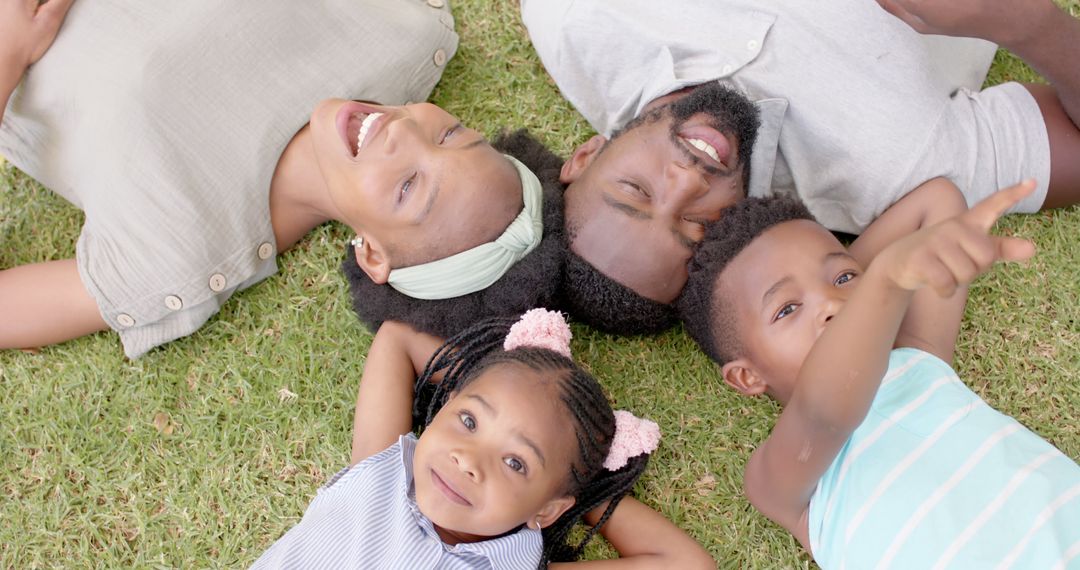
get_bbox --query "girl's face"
[309,99,523,270]
[412,363,577,545]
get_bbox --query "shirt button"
[722,64,733,74]
[747,39,759,51]
[426,0,445,7]
[432,49,447,67]
[208,273,227,292]
[257,242,274,260]
[116,314,136,328]
[164,295,183,311]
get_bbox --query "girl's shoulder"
[320,434,417,494]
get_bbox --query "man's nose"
[662,160,710,207]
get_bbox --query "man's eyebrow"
[761,275,793,309]
[463,138,485,150]
[465,394,496,416]
[517,433,546,468]
[602,191,650,220]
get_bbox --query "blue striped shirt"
[808,348,1080,569]
[251,434,543,569]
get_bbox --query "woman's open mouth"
[335,101,388,157]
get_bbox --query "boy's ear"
[560,135,607,184]
[535,495,576,529]
[353,235,391,284]
[721,359,767,397]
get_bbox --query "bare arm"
[548,498,716,569]
[877,0,1080,127]
[350,321,444,464]
[0,0,76,125]
[0,259,107,350]
[849,177,969,363]
[743,182,1036,553]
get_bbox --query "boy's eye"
[774,303,798,321]
[835,271,858,286]
[458,412,476,431]
[503,456,527,474]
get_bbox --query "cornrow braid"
[412,317,652,568]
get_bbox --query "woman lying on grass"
[252,310,715,569]
[679,179,1080,567]
[0,0,562,358]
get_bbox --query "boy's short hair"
[677,197,815,364]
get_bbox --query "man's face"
[562,83,759,303]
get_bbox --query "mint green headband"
[386,155,543,300]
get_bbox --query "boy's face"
[412,363,576,545]
[719,220,863,404]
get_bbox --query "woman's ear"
[353,235,391,284]
[721,359,767,397]
[560,135,606,184]
[535,495,576,529]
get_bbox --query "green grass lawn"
[2,1,1078,567]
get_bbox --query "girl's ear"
[721,359,767,397]
[353,235,391,284]
[535,495,576,529]
[560,135,606,184]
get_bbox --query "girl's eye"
[835,271,858,286]
[458,412,476,431]
[503,456,526,474]
[774,303,798,322]
[400,174,416,201]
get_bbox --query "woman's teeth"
[356,112,383,151]
[686,138,721,163]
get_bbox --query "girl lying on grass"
[252,309,715,569]
[678,179,1080,568]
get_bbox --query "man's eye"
[774,303,798,321]
[504,457,526,474]
[459,412,476,431]
[835,271,858,286]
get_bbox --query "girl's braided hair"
[412,316,651,566]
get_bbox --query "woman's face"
[310,99,522,269]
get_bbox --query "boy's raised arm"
[849,177,969,363]
[744,182,1036,552]
[350,321,444,464]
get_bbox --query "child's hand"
[877,180,1036,297]
[1,0,75,76]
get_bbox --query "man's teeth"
[686,138,721,162]
[356,112,383,150]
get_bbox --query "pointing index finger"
[963,179,1036,232]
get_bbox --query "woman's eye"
[774,303,798,321]
[458,412,476,431]
[440,125,459,144]
[504,456,526,474]
[835,271,858,286]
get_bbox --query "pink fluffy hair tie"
[603,410,661,471]
[503,308,573,358]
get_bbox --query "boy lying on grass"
[678,178,1080,568]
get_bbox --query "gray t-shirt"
[521,0,1050,233]
[0,0,458,357]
